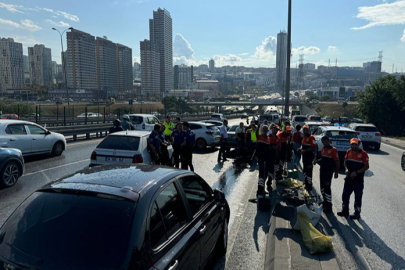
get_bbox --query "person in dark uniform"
[314,136,339,212]
[276,126,293,180]
[337,138,369,219]
[171,123,185,168]
[300,125,316,191]
[109,119,124,134]
[255,124,271,197]
[268,124,281,188]
[148,124,162,164]
[182,122,195,172]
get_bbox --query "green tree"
[320,95,331,102]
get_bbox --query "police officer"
[276,125,292,180]
[314,136,339,212]
[300,125,316,191]
[268,124,281,187]
[158,124,171,166]
[171,123,185,168]
[218,119,228,162]
[121,114,135,131]
[163,116,175,141]
[148,124,162,164]
[255,124,271,197]
[337,138,369,219]
[182,122,195,172]
[109,119,124,134]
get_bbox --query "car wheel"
[52,142,64,156]
[374,144,381,151]
[0,162,21,189]
[215,217,228,256]
[401,155,405,171]
[196,138,207,150]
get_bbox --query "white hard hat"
[123,114,129,120]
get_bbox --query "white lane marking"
[23,159,89,176]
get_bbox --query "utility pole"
[285,0,292,116]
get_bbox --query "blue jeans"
[293,143,301,166]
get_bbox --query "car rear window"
[259,115,272,122]
[97,136,140,151]
[356,126,378,132]
[326,131,357,140]
[211,115,221,119]
[0,191,136,270]
[130,116,143,124]
[294,116,307,122]
[208,126,218,131]
[310,116,321,121]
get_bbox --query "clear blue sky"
[1,0,404,71]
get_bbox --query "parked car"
[0,148,24,189]
[402,151,405,171]
[304,121,323,134]
[0,164,230,270]
[1,114,18,120]
[199,119,223,127]
[77,112,102,118]
[90,131,173,166]
[0,120,66,156]
[348,123,381,150]
[313,126,362,161]
[189,122,220,150]
[128,114,160,131]
[211,113,225,121]
[226,124,248,149]
[308,115,321,121]
[292,115,308,128]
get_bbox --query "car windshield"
[130,116,143,124]
[294,116,307,122]
[356,126,378,132]
[97,136,140,151]
[259,115,272,122]
[326,130,357,140]
[0,191,136,270]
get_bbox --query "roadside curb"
[381,138,405,150]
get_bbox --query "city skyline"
[1,0,405,71]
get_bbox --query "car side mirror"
[214,189,226,203]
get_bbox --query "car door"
[177,175,222,266]
[151,182,200,270]
[26,124,52,153]
[3,124,32,154]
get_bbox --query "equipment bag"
[298,212,333,254]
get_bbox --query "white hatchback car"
[189,122,220,150]
[90,131,173,166]
[0,120,66,156]
[128,114,161,131]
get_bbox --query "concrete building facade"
[209,59,215,72]
[0,38,24,93]
[174,64,193,89]
[276,31,287,91]
[96,37,117,92]
[140,39,160,96]
[116,44,133,92]
[28,44,53,87]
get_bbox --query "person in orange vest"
[337,138,369,219]
[276,125,293,180]
[268,124,281,186]
[300,125,316,191]
[255,124,271,197]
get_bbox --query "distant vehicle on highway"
[241,112,248,119]
[27,113,39,118]
[322,116,332,122]
[351,118,364,123]
[402,151,405,171]
[45,99,51,102]
[77,112,103,118]
[189,122,220,150]
[168,112,179,117]
[0,120,66,156]
[0,164,230,270]
[28,101,36,105]
[90,131,173,166]
[348,123,381,150]
[56,101,63,105]
[128,114,160,131]
[292,115,307,128]
[308,115,321,121]
[0,147,24,189]
[211,113,224,121]
[1,114,18,119]
[199,119,223,127]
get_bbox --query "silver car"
[348,123,381,150]
[0,148,24,189]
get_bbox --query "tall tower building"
[66,28,97,90]
[209,59,215,72]
[28,44,53,87]
[140,39,160,96]
[96,37,117,92]
[23,55,29,73]
[149,8,173,93]
[116,44,133,92]
[276,31,288,91]
[0,38,24,93]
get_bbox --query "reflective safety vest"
[251,130,257,142]
[163,121,174,135]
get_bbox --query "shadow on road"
[194,147,218,155]
[253,207,270,252]
[23,153,63,164]
[367,149,390,156]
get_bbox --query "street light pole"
[285,0,292,117]
[52,27,73,107]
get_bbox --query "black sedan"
[0,165,230,270]
[0,148,24,189]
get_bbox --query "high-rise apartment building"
[0,38,24,93]
[96,37,117,92]
[148,8,173,93]
[116,44,133,92]
[174,64,193,89]
[23,55,29,73]
[140,39,160,96]
[209,59,215,72]
[276,31,288,91]
[66,28,97,90]
[133,62,141,79]
[28,44,53,87]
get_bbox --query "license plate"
[105,157,124,162]
[362,135,371,138]
[335,141,349,146]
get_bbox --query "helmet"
[123,114,129,120]
[113,119,121,126]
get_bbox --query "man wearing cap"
[337,138,369,219]
[300,125,317,191]
[314,136,339,212]
[276,125,293,180]
[121,114,135,131]
[163,116,175,142]
[268,124,281,186]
